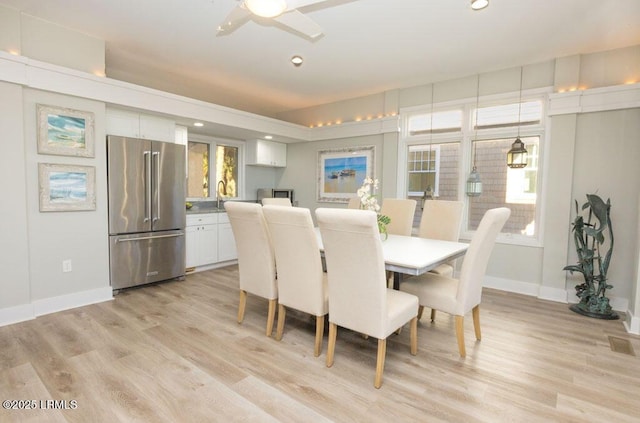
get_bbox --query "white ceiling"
[4,0,640,122]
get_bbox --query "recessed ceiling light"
[291,55,303,67]
[471,0,489,10]
[193,122,204,127]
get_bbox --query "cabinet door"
[198,224,218,265]
[185,225,198,268]
[106,109,140,138]
[218,223,238,261]
[140,114,176,142]
[271,141,287,167]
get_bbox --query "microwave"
[258,188,294,203]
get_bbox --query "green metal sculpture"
[564,194,618,319]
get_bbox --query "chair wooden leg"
[430,309,436,322]
[314,315,325,357]
[455,315,466,357]
[266,299,277,337]
[327,323,337,367]
[237,290,247,324]
[374,338,387,389]
[472,305,481,341]
[410,317,418,356]
[417,305,424,320]
[275,304,286,341]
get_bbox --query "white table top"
[315,228,469,276]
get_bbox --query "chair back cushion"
[261,198,292,206]
[456,207,510,313]
[224,201,277,299]
[418,200,464,241]
[380,198,417,236]
[316,208,388,336]
[263,205,327,316]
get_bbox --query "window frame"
[398,88,551,247]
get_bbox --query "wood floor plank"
[1,265,639,422]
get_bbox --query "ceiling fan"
[217,0,334,39]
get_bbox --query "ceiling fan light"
[471,0,489,10]
[245,0,287,18]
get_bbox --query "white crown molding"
[548,83,640,116]
[308,115,400,141]
[0,51,310,142]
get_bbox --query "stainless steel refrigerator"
[107,135,186,290]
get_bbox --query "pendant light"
[507,66,528,168]
[466,75,482,197]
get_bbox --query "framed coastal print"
[37,104,95,157]
[317,145,375,203]
[38,163,96,212]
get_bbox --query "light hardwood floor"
[1,265,639,422]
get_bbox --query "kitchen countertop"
[186,200,258,215]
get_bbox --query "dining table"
[315,228,469,289]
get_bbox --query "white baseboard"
[623,310,640,335]
[33,286,113,317]
[0,303,35,327]
[0,286,114,327]
[483,276,542,298]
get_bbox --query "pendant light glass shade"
[245,0,286,18]
[466,166,482,196]
[507,137,528,168]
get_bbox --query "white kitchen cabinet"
[246,139,286,167]
[217,212,238,262]
[185,214,218,269]
[106,109,176,142]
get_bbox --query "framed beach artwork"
[37,104,95,157]
[38,163,96,212]
[317,145,375,203]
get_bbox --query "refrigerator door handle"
[153,151,160,222]
[115,232,184,243]
[144,150,152,222]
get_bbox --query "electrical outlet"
[62,259,72,272]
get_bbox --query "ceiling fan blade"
[286,0,330,10]
[216,4,251,35]
[274,10,323,39]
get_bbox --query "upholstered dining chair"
[261,197,292,206]
[316,208,419,388]
[347,196,361,209]
[380,198,417,236]
[418,200,464,278]
[263,205,328,357]
[399,207,510,357]
[224,201,278,337]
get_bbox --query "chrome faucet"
[217,180,226,209]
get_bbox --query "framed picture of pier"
[37,104,95,158]
[38,163,96,212]
[317,145,375,203]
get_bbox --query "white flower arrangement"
[356,177,391,238]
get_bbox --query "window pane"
[468,136,538,236]
[187,142,209,198]
[408,110,463,135]
[215,145,238,198]
[475,100,542,129]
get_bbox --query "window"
[468,136,539,236]
[187,139,242,199]
[399,91,546,243]
[407,143,460,199]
